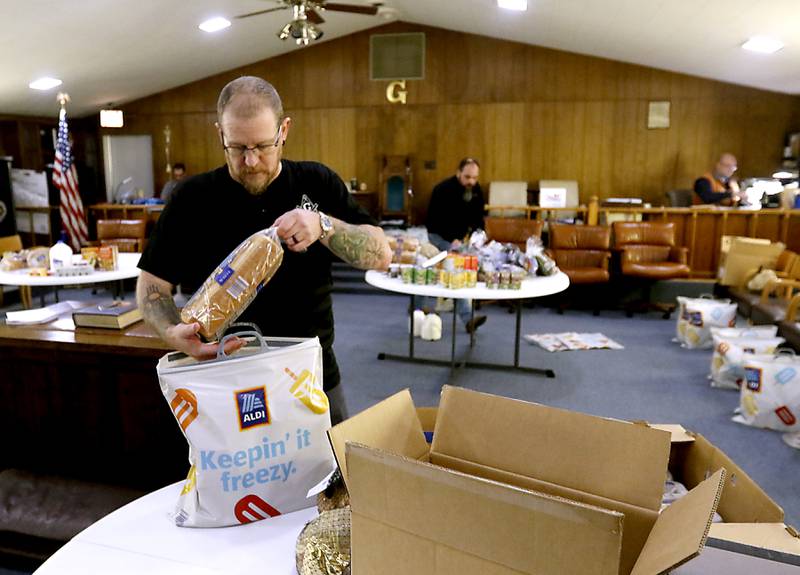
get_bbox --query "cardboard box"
[646,424,800,556]
[330,387,726,575]
[717,236,784,287]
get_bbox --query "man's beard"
[241,173,270,195]
[463,186,474,202]
[231,166,273,196]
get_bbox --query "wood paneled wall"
[113,22,800,222]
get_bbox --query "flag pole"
[56,92,70,108]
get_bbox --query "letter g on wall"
[386,80,407,104]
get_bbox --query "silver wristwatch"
[318,211,333,240]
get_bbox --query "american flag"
[53,106,88,251]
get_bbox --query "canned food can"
[426,267,437,285]
[401,264,414,284]
[414,266,426,284]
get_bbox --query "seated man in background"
[425,157,487,334]
[693,153,742,206]
[160,162,186,203]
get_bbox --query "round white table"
[0,252,141,287]
[365,270,569,377]
[0,252,141,307]
[33,482,316,575]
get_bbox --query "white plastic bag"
[710,333,784,389]
[157,333,336,527]
[733,351,800,432]
[675,296,737,349]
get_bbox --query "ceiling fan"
[235,0,380,46]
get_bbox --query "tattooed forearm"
[136,276,181,338]
[326,221,392,270]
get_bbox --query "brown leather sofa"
[484,217,543,250]
[613,222,690,318]
[94,218,148,252]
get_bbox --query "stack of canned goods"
[397,263,439,285]
[485,266,526,290]
[439,253,478,289]
[391,253,526,290]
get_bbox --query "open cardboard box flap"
[331,387,726,575]
[328,388,428,487]
[708,523,800,556]
[432,386,670,511]
[647,423,784,524]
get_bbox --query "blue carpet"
[332,293,800,528]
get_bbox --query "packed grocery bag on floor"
[675,295,737,349]
[157,333,336,527]
[733,350,800,433]
[709,327,784,389]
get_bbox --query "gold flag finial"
[56,92,71,108]
[164,125,172,173]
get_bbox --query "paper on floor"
[524,332,624,352]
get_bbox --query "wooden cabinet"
[0,318,187,490]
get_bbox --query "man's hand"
[165,322,245,361]
[273,208,322,252]
[137,269,246,361]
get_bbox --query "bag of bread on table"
[181,227,284,341]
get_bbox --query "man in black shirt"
[425,158,487,333]
[137,76,391,424]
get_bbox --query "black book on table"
[72,300,142,329]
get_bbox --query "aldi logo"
[744,367,762,392]
[235,386,270,430]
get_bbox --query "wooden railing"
[484,198,800,279]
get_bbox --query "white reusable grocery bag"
[733,351,800,433]
[157,333,335,527]
[709,333,784,389]
[675,296,737,349]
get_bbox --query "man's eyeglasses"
[222,125,282,158]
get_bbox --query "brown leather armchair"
[484,217,543,250]
[549,224,611,284]
[613,222,690,317]
[547,224,611,314]
[95,219,147,253]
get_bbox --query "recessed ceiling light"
[29,77,62,90]
[199,17,231,33]
[742,36,784,54]
[497,0,527,10]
